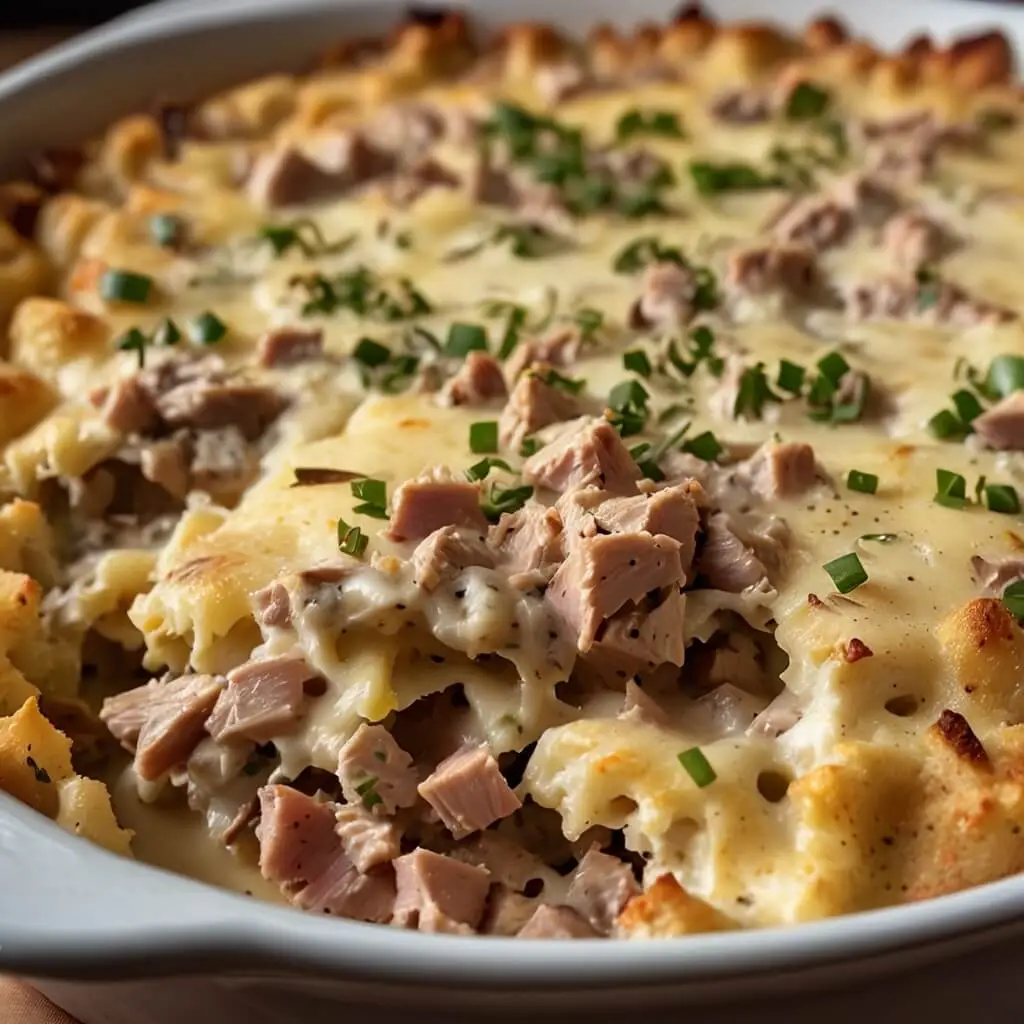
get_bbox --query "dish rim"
[2,0,1024,987]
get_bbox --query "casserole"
[3,0,1024,1018]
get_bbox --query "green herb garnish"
[777,359,806,395]
[149,213,184,248]
[337,518,369,558]
[784,82,831,121]
[934,468,968,509]
[984,483,1021,515]
[115,327,149,368]
[445,322,488,357]
[353,337,391,368]
[678,747,716,788]
[100,269,153,305]
[469,421,499,454]
[734,363,777,421]
[1002,579,1024,620]
[616,109,685,141]
[190,311,227,345]
[260,218,356,258]
[623,349,653,378]
[355,775,383,809]
[466,457,513,482]
[351,478,388,520]
[847,469,878,495]
[481,482,533,521]
[823,552,868,594]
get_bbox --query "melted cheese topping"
[4,12,1024,929]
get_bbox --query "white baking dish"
[2,1,1024,1020]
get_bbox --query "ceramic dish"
[2,1,1024,1021]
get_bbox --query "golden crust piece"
[617,875,736,938]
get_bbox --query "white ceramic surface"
[1,2,1023,1019]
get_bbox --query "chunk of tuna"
[535,61,588,104]
[771,196,851,251]
[254,579,291,630]
[257,785,395,921]
[205,654,316,744]
[523,418,640,495]
[334,803,401,873]
[385,466,487,542]
[154,380,287,441]
[708,88,770,124]
[697,513,770,593]
[364,103,446,155]
[592,482,703,572]
[547,532,685,651]
[632,261,699,329]
[488,502,563,574]
[499,373,581,450]
[468,152,519,206]
[139,437,190,500]
[829,172,900,225]
[439,350,508,407]
[257,326,324,368]
[566,848,639,935]
[595,588,687,668]
[392,848,491,933]
[101,674,223,782]
[412,525,496,591]
[843,275,1014,326]
[620,679,670,726]
[727,243,818,297]
[504,329,581,381]
[882,210,947,270]
[97,376,158,434]
[517,904,600,938]
[336,723,418,814]
[418,745,521,838]
[482,885,542,936]
[972,392,1024,450]
[389,157,460,206]
[740,441,818,500]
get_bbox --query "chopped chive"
[847,470,878,495]
[572,307,604,341]
[115,327,148,368]
[190,311,227,344]
[469,421,499,454]
[733,363,777,421]
[148,213,184,248]
[777,359,806,395]
[616,109,684,141]
[681,430,722,462]
[623,349,652,377]
[985,483,1020,515]
[985,354,1024,399]
[928,408,966,440]
[951,389,983,425]
[975,474,988,505]
[153,318,181,347]
[481,482,533,522]
[519,436,540,457]
[1003,579,1024,620]
[466,457,513,482]
[355,775,383,809]
[784,82,831,121]
[608,379,650,412]
[351,478,388,519]
[337,518,369,558]
[496,306,527,361]
[534,368,586,394]
[934,468,968,509]
[823,552,868,594]
[677,747,716,788]
[353,337,391,367]
[816,351,850,386]
[100,269,153,304]
[445,322,488,357]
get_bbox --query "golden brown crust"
[617,874,735,937]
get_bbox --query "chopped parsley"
[260,218,356,258]
[533,368,586,394]
[689,159,783,196]
[353,337,391,368]
[337,518,368,558]
[607,379,651,436]
[492,222,563,259]
[776,359,806,395]
[481,482,534,522]
[678,747,716,788]
[682,430,723,462]
[733,363,778,421]
[351,478,388,520]
[519,436,541,457]
[985,354,1024,399]
[189,311,227,345]
[616,109,685,141]
[822,552,868,594]
[934,468,968,509]
[100,268,153,305]
[466,457,513,482]
[355,775,383,809]
[847,469,878,495]
[149,213,185,248]
[622,349,653,378]
[115,327,149,368]
[784,82,831,121]
[292,267,432,321]
[984,483,1020,515]
[153,318,181,347]
[469,421,499,454]
[613,236,686,274]
[1003,579,1024,620]
[928,408,967,441]
[572,307,604,343]
[445,322,488,357]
